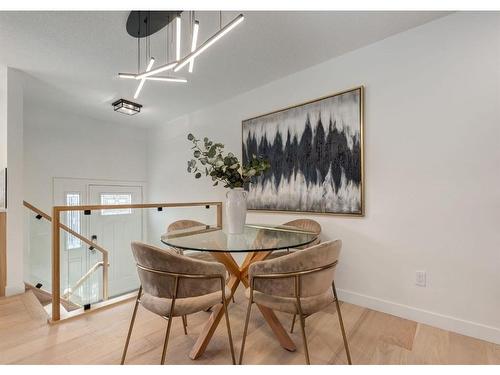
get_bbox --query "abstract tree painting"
[242,87,364,215]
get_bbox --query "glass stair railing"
[24,200,222,321]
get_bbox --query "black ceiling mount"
[126,11,182,38]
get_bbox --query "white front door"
[53,178,144,303]
[88,184,143,297]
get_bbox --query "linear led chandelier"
[118,11,244,99]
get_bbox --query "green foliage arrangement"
[187,133,270,189]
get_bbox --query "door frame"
[53,177,147,243]
[52,177,147,299]
[53,177,147,205]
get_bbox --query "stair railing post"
[103,252,109,300]
[217,202,222,229]
[51,206,61,321]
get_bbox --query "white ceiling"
[0,11,449,127]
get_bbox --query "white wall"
[23,104,149,213]
[22,105,149,295]
[0,67,26,296]
[148,12,500,343]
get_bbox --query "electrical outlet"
[416,271,426,287]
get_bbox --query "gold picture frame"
[242,86,364,217]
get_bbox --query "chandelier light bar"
[189,20,199,73]
[134,57,155,99]
[135,61,178,80]
[134,80,146,99]
[118,73,186,82]
[174,13,244,73]
[176,15,181,61]
[118,73,137,79]
[146,76,187,83]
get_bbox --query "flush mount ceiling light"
[112,99,142,115]
[117,11,244,98]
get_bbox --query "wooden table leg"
[189,251,296,359]
[189,253,241,360]
[189,303,225,359]
[256,305,296,351]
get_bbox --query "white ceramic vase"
[225,188,248,234]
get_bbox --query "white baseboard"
[5,283,25,296]
[337,288,500,345]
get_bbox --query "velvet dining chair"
[239,240,351,365]
[121,241,236,365]
[263,218,323,332]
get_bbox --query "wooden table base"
[188,251,296,359]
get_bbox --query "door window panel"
[100,193,132,216]
[65,193,82,250]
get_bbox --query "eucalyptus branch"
[187,133,270,189]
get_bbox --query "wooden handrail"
[62,261,105,300]
[23,201,52,221]
[23,201,110,304]
[23,201,109,257]
[52,201,223,211]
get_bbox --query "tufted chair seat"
[141,286,232,317]
[245,288,334,315]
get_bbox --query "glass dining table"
[161,223,319,360]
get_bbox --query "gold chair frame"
[239,260,352,365]
[121,264,236,365]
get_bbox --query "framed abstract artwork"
[242,86,364,216]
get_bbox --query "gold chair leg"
[182,315,188,335]
[332,282,352,365]
[222,300,236,364]
[238,299,253,365]
[290,314,296,333]
[161,277,178,365]
[160,315,174,365]
[296,304,310,364]
[121,287,141,365]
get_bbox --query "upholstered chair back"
[249,240,341,298]
[167,219,205,233]
[131,241,226,299]
[283,219,322,248]
[166,219,220,262]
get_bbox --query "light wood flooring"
[0,287,499,365]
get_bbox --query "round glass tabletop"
[161,224,319,253]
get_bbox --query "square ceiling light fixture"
[112,99,142,115]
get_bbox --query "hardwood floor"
[0,288,499,365]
